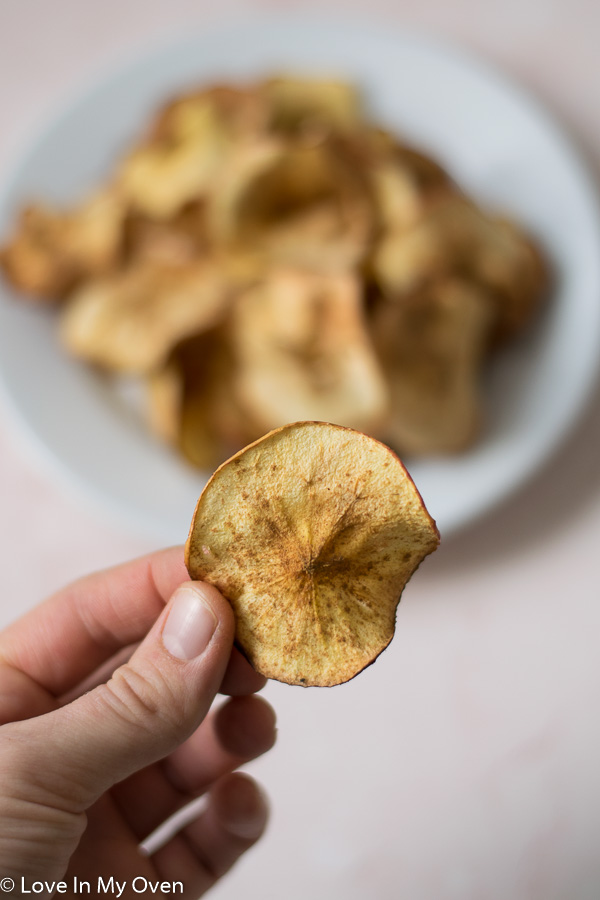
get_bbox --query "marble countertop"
[1,2,600,898]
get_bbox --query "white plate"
[1,15,600,540]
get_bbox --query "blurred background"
[2,1,600,898]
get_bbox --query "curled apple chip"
[120,85,267,222]
[373,191,546,344]
[0,190,125,300]
[209,138,374,271]
[147,358,182,446]
[261,76,361,136]
[118,98,231,220]
[147,332,263,468]
[371,278,495,454]
[185,421,439,686]
[230,268,389,433]
[125,202,210,266]
[60,259,230,373]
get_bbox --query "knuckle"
[98,662,187,739]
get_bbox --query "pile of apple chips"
[0,77,548,467]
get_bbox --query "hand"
[0,547,276,898]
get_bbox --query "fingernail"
[162,585,218,660]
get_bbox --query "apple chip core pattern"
[186,421,439,686]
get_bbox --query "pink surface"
[1,3,600,899]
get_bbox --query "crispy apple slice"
[209,137,374,271]
[118,97,233,219]
[0,190,125,300]
[147,332,262,468]
[371,278,495,454]
[261,76,361,136]
[185,421,439,686]
[147,358,183,446]
[229,268,389,433]
[373,191,547,343]
[59,259,230,374]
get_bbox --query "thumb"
[17,581,235,810]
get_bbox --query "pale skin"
[0,547,276,899]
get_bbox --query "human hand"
[0,547,275,898]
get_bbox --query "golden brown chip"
[209,138,374,271]
[147,332,262,468]
[371,278,496,454]
[151,84,267,142]
[118,99,231,219]
[371,162,425,232]
[185,421,439,686]
[474,217,548,345]
[261,76,361,136]
[178,386,223,471]
[119,85,269,221]
[0,190,125,300]
[176,333,258,470]
[125,201,210,266]
[60,259,230,373]
[373,191,547,343]
[230,268,389,433]
[146,358,183,446]
[146,335,223,467]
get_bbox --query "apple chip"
[261,76,361,136]
[178,385,223,471]
[147,358,183,446]
[369,145,450,234]
[230,269,389,433]
[151,85,267,143]
[118,98,232,219]
[0,190,125,300]
[147,333,262,468]
[373,191,546,343]
[60,259,230,373]
[209,138,374,271]
[371,278,496,454]
[185,421,439,686]
[125,202,210,266]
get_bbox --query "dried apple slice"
[261,76,361,136]
[147,332,261,468]
[371,278,496,454]
[118,98,232,219]
[185,421,439,686]
[230,268,389,433]
[60,259,230,374]
[373,191,547,343]
[147,358,183,446]
[0,189,125,300]
[209,138,374,271]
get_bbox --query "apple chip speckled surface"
[185,421,439,686]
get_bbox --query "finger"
[9,582,235,809]
[0,546,187,696]
[166,695,276,793]
[111,695,276,838]
[0,663,58,725]
[59,644,140,706]
[219,647,267,696]
[61,642,264,708]
[151,774,268,894]
[184,773,269,875]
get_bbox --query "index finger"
[0,546,187,696]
